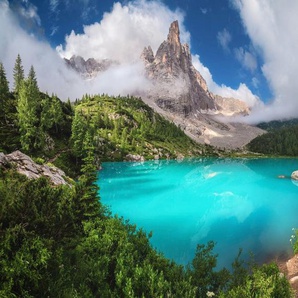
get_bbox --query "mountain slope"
[72,94,215,161]
[64,21,264,149]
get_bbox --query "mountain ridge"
[64,20,264,149]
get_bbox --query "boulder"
[291,171,298,180]
[0,152,9,167]
[125,154,145,162]
[0,150,70,186]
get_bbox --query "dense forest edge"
[247,121,298,157]
[0,56,295,296]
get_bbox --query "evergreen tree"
[50,94,64,133]
[28,65,39,92]
[17,79,38,151]
[13,54,24,94]
[40,95,53,132]
[0,62,9,123]
[71,108,87,158]
[77,130,102,220]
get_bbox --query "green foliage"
[219,263,292,298]
[290,228,298,254]
[187,241,231,297]
[247,125,298,156]
[13,54,25,94]
[0,62,10,123]
[0,161,293,297]
[17,78,39,151]
[74,94,211,161]
[257,119,298,131]
[0,170,78,297]
[0,56,293,297]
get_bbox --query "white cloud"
[192,54,260,108]
[234,46,257,72]
[200,8,208,14]
[50,26,59,36]
[16,0,41,26]
[251,77,259,88]
[231,0,298,122]
[0,0,150,100]
[57,0,190,62]
[217,28,232,53]
[49,0,60,14]
[0,0,262,120]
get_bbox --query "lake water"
[97,158,298,268]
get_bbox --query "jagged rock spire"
[167,20,181,58]
[141,20,216,114]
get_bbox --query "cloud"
[200,8,208,14]
[251,77,259,89]
[50,26,59,36]
[49,0,60,14]
[10,0,41,27]
[192,54,260,108]
[0,0,261,120]
[0,0,152,100]
[231,0,298,122]
[234,46,257,72]
[57,0,190,62]
[217,28,232,53]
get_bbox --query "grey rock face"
[141,20,216,116]
[65,55,116,79]
[1,151,70,186]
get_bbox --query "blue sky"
[2,0,298,122]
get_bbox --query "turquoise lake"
[97,158,298,268]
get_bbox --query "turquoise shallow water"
[97,158,298,268]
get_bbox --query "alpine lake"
[97,158,298,268]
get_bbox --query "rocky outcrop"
[213,95,250,116]
[142,20,216,116]
[0,151,70,186]
[125,154,145,162]
[65,55,116,79]
[141,21,250,118]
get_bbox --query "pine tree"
[40,95,53,132]
[17,65,40,151]
[28,65,39,91]
[17,79,38,151]
[51,94,63,133]
[74,130,102,222]
[13,54,24,94]
[71,108,87,158]
[0,62,9,123]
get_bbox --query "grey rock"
[291,171,298,180]
[65,55,117,79]
[0,152,9,167]
[141,20,216,116]
[125,154,145,162]
[1,151,70,186]
[141,20,249,117]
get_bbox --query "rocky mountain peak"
[142,20,217,115]
[65,55,116,79]
[141,20,250,118]
[141,46,154,65]
[167,20,181,58]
